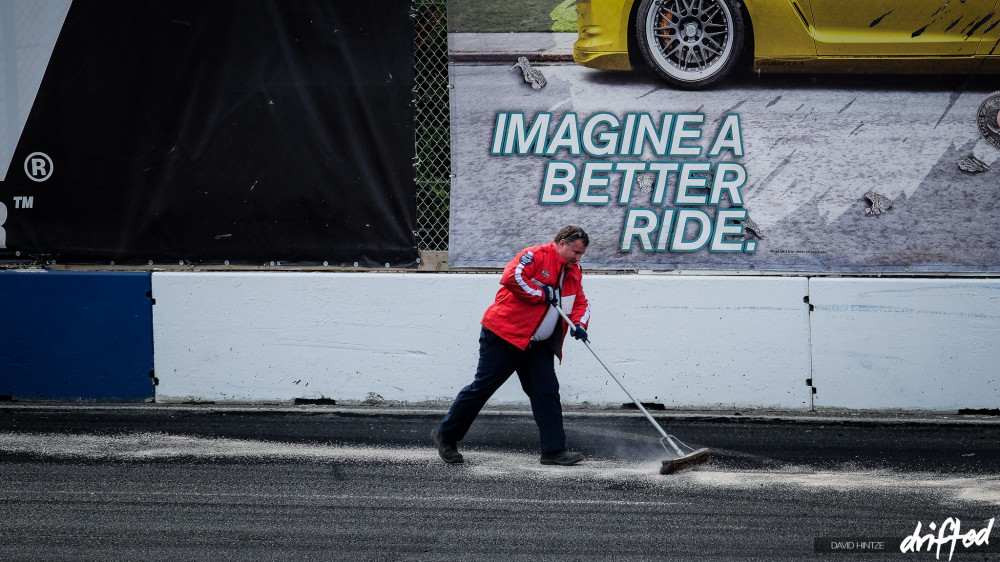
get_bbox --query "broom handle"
[554,305,670,440]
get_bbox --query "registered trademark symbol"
[24,152,53,182]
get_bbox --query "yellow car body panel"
[979,10,1000,58]
[574,0,1000,76]
[743,0,817,58]
[809,0,997,56]
[573,0,635,70]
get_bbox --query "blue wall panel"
[0,271,154,401]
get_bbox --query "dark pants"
[439,328,566,454]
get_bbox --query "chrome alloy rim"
[645,0,735,80]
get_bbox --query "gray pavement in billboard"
[447,34,1000,273]
[2,404,1000,560]
[449,32,576,62]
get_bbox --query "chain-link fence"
[413,0,451,252]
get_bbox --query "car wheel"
[636,0,745,90]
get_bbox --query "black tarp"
[1,0,417,266]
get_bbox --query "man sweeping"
[432,226,591,466]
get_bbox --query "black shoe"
[540,450,584,466]
[431,428,464,464]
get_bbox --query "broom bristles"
[660,448,710,475]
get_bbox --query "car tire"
[636,0,745,90]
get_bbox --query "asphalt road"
[2,405,1000,561]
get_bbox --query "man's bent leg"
[439,328,521,443]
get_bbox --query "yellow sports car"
[574,0,1000,89]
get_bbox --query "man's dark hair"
[554,225,589,247]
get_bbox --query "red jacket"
[481,242,590,359]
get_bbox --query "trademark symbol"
[24,152,53,182]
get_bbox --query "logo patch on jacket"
[541,269,550,279]
[519,252,533,265]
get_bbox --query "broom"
[554,305,710,474]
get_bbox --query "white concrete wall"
[151,272,1000,410]
[152,272,491,403]
[152,272,811,408]
[810,278,1000,410]
[572,275,811,409]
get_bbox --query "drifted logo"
[900,517,994,560]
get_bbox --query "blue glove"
[542,285,558,305]
[572,324,588,342]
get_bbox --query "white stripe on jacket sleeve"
[578,299,591,325]
[514,251,543,297]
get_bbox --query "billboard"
[448,0,1000,273]
[0,0,418,266]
